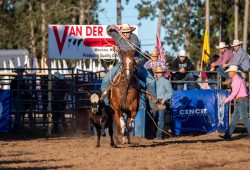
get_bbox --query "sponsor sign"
[172,90,229,135]
[0,90,11,133]
[48,25,138,59]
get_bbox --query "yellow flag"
[202,29,210,63]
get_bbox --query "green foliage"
[136,0,250,67]
[0,0,101,60]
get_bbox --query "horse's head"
[121,50,136,83]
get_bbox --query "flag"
[202,29,210,63]
[155,33,171,77]
[155,33,165,62]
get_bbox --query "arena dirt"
[1,132,250,170]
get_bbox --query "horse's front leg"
[113,111,129,144]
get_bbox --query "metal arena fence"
[0,68,249,134]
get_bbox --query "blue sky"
[99,0,174,55]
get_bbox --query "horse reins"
[106,26,172,138]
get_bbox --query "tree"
[243,0,249,50]
[0,0,101,67]
[136,0,248,66]
[117,0,121,24]
[136,0,205,63]
[234,0,239,39]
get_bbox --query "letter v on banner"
[52,26,69,56]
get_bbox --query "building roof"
[0,49,29,57]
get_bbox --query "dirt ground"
[1,132,250,170]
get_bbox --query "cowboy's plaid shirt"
[144,59,166,70]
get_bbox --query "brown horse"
[109,50,140,144]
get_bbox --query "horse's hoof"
[110,142,115,147]
[102,133,106,137]
[96,144,100,147]
[122,137,127,144]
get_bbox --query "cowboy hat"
[54,71,64,80]
[150,50,159,57]
[121,24,135,33]
[179,50,188,57]
[154,66,165,73]
[225,65,240,73]
[230,39,243,47]
[215,42,229,49]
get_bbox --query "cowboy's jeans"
[216,66,228,79]
[101,62,149,92]
[152,109,165,138]
[101,64,120,92]
[227,98,250,138]
[146,72,156,108]
[100,62,150,105]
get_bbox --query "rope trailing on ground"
[146,110,172,138]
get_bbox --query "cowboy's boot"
[100,84,111,101]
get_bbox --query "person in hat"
[226,40,250,73]
[220,65,250,140]
[150,65,173,139]
[100,24,147,104]
[143,49,167,108]
[144,49,166,71]
[210,42,234,79]
[170,50,196,90]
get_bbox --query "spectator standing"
[220,65,250,140]
[150,66,173,139]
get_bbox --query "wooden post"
[205,0,210,42]
[117,0,121,25]
[157,0,163,37]
[243,0,249,50]
[234,0,239,40]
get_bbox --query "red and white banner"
[48,25,138,59]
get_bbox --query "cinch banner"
[48,25,138,59]
[172,90,229,136]
[0,90,11,133]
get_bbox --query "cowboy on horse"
[100,24,148,103]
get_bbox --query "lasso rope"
[105,26,152,61]
[146,110,172,138]
[110,70,122,86]
[104,26,172,138]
